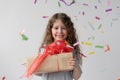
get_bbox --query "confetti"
[2,76,6,80]
[60,0,75,6]
[94,5,97,9]
[95,16,100,20]
[88,51,95,55]
[21,34,28,40]
[88,21,95,30]
[105,44,110,52]
[107,0,110,6]
[81,53,87,58]
[82,3,89,6]
[19,29,28,41]
[82,11,85,15]
[34,0,37,4]
[73,42,80,46]
[105,8,112,12]
[58,1,61,7]
[81,41,92,46]
[95,45,104,48]
[42,16,49,18]
[98,24,102,29]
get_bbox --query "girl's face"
[52,19,67,41]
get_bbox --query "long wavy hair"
[39,13,82,62]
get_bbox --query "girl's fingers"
[67,58,76,66]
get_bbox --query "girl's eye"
[54,27,58,29]
[62,27,66,29]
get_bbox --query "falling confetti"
[58,1,61,7]
[2,76,6,80]
[73,42,80,46]
[88,21,95,30]
[34,0,37,4]
[42,16,49,18]
[105,44,110,52]
[60,0,75,6]
[81,53,87,58]
[88,51,95,55]
[95,16,100,20]
[98,24,102,29]
[105,8,112,12]
[107,0,110,6]
[82,3,89,6]
[94,5,97,9]
[82,11,85,15]
[19,29,29,41]
[21,34,28,40]
[81,41,92,46]
[95,45,104,48]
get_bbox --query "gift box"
[26,52,74,74]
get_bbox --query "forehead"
[53,19,65,25]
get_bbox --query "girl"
[38,13,82,80]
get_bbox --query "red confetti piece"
[95,16,100,20]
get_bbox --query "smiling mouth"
[56,35,64,38]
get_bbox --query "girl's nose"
[58,28,62,33]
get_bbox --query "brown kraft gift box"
[27,52,74,74]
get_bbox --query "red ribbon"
[25,40,73,78]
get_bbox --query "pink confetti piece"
[94,5,97,9]
[21,63,27,66]
[82,11,85,15]
[73,42,80,46]
[42,16,49,18]
[105,8,112,12]
[34,0,37,4]
[107,0,110,6]
[60,0,75,6]
[81,53,87,58]
[82,3,89,6]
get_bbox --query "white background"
[0,0,120,80]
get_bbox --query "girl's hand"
[67,58,77,68]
